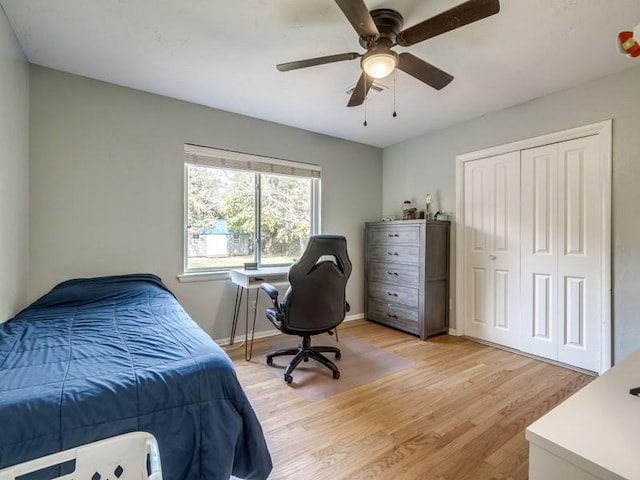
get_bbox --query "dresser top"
[366,219,450,226]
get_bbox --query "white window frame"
[182,144,321,275]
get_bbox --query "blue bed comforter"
[0,274,272,480]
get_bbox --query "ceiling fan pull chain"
[393,70,397,118]
[363,81,368,127]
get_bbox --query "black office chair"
[260,235,352,384]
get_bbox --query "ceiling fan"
[276,0,500,107]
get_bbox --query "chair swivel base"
[266,335,341,384]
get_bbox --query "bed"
[0,274,272,480]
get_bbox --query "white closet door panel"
[491,155,521,347]
[465,159,489,340]
[521,145,558,360]
[471,267,487,325]
[465,161,491,339]
[564,276,586,347]
[557,136,601,371]
[469,162,490,253]
[464,151,521,348]
[494,162,510,252]
[494,269,510,330]
[532,274,553,337]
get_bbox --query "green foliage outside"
[188,166,311,260]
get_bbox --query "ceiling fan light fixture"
[361,50,398,79]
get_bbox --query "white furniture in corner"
[526,348,640,479]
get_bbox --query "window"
[184,145,321,272]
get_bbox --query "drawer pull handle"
[386,313,398,319]
[386,271,399,276]
[387,251,399,256]
[387,233,400,237]
[386,292,398,297]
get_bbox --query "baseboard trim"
[448,328,458,336]
[216,312,365,347]
[463,335,598,376]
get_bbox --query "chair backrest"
[282,235,352,333]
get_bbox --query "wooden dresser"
[365,219,450,339]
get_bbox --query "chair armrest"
[260,282,281,311]
[260,282,279,300]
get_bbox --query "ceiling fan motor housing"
[358,9,404,48]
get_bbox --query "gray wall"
[0,6,29,321]
[28,66,382,340]
[383,65,640,363]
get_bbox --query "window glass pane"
[260,174,312,266]
[186,165,255,270]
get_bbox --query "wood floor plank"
[228,320,594,480]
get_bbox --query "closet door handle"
[489,254,497,261]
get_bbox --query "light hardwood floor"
[228,320,593,480]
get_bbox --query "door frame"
[455,120,612,374]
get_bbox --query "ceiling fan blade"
[396,0,500,47]
[276,52,360,72]
[397,53,454,90]
[334,0,379,39]
[347,72,374,107]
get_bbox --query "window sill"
[176,271,230,283]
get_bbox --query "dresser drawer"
[367,225,420,245]
[368,244,420,265]
[367,261,420,287]
[367,299,419,335]
[368,281,419,309]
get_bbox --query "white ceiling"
[2,0,640,148]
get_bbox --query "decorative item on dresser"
[365,219,450,339]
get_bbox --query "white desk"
[526,348,640,479]
[229,266,289,360]
[229,266,290,289]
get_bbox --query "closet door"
[557,136,601,372]
[521,145,559,359]
[520,136,601,371]
[464,151,521,348]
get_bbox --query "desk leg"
[230,285,243,345]
[245,288,260,361]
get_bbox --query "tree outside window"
[186,162,319,271]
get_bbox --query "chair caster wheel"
[335,352,341,360]
[284,374,293,384]
[266,357,273,366]
[333,370,340,380]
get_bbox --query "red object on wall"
[619,31,640,57]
